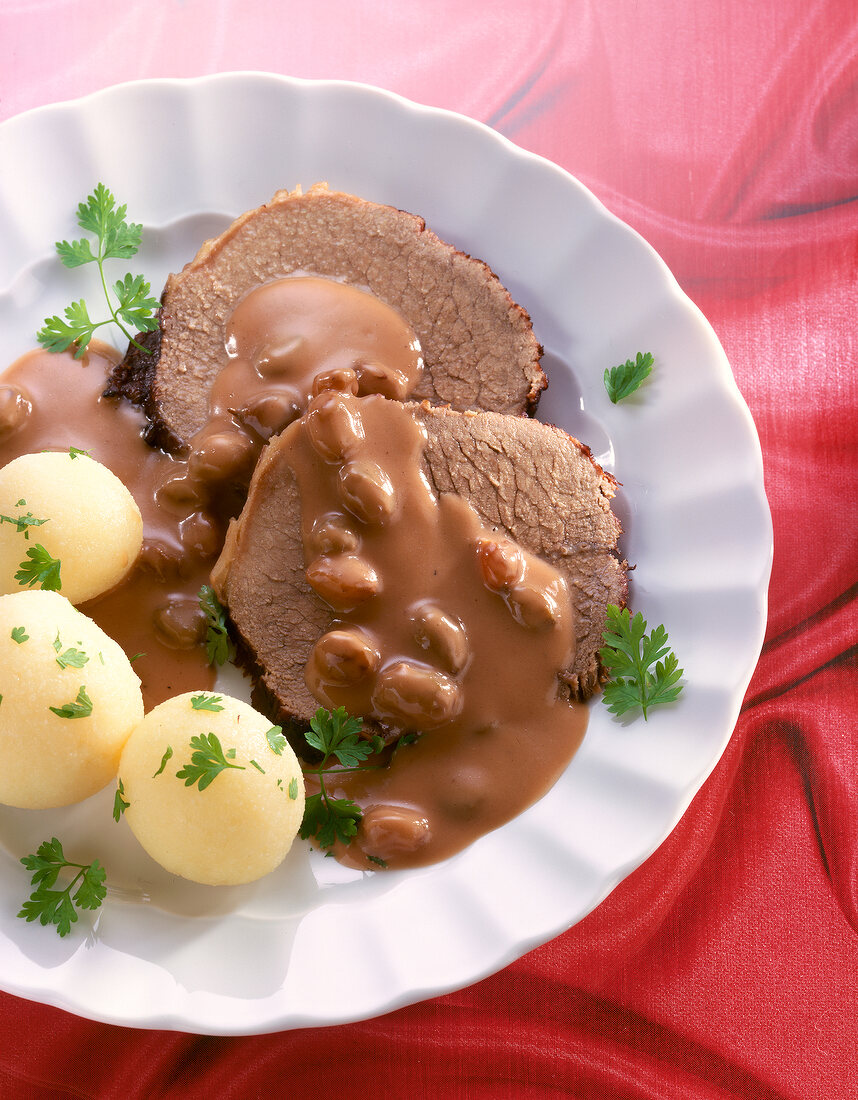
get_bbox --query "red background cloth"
[1,1,856,1096]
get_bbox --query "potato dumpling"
[0,450,143,604]
[0,589,144,808]
[119,692,306,886]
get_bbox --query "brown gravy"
[166,276,426,508]
[1,273,588,872]
[0,345,216,707]
[272,389,588,868]
[221,275,423,416]
[0,279,425,712]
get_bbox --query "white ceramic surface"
[0,74,772,1034]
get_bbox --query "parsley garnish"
[68,447,90,459]
[11,626,28,644]
[176,732,245,791]
[56,649,88,669]
[53,634,89,669]
[36,184,159,358]
[190,692,224,712]
[305,707,380,767]
[198,584,235,666]
[49,685,93,719]
[287,777,299,800]
[600,605,683,719]
[265,725,287,755]
[299,707,383,851]
[604,351,654,404]
[18,838,107,937]
[15,544,62,591]
[249,759,265,774]
[113,779,130,821]
[0,508,49,539]
[152,746,173,778]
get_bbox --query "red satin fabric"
[1,0,857,1096]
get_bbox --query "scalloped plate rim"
[0,74,772,1033]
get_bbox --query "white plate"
[0,74,772,1033]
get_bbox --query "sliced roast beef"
[414,404,626,699]
[211,400,626,735]
[107,186,546,451]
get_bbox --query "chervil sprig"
[301,794,367,852]
[15,544,62,591]
[53,633,89,669]
[113,778,130,822]
[36,183,159,358]
[190,692,224,713]
[18,837,107,937]
[604,351,654,403]
[49,685,93,720]
[0,506,49,539]
[152,746,173,778]
[176,732,245,791]
[299,707,384,851]
[265,725,288,755]
[305,707,375,766]
[599,604,683,719]
[198,584,235,666]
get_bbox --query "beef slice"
[211,402,626,731]
[107,186,546,451]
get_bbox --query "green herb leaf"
[152,746,173,778]
[198,584,235,667]
[599,605,684,719]
[299,791,364,849]
[299,708,382,854]
[604,351,654,404]
[113,779,129,822]
[112,272,161,334]
[176,732,245,791]
[11,626,28,644]
[37,184,157,357]
[71,183,142,260]
[287,777,299,800]
[249,759,265,774]
[36,299,103,358]
[190,692,224,713]
[306,706,371,768]
[0,508,49,539]
[55,645,89,670]
[56,237,95,268]
[68,447,90,460]
[265,725,287,755]
[49,685,93,720]
[15,544,62,591]
[18,837,107,937]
